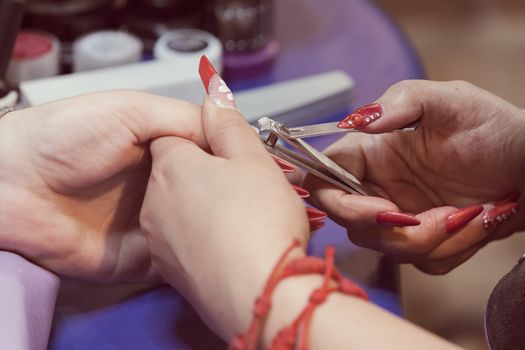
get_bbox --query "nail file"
[19,60,353,125]
[236,71,353,125]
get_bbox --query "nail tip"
[495,191,521,206]
[376,212,420,227]
[309,220,326,232]
[198,55,217,91]
[307,207,328,220]
[445,205,484,234]
[292,185,310,198]
[271,155,296,173]
[337,120,354,129]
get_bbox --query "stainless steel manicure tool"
[256,117,421,196]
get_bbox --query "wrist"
[189,238,307,340]
[260,274,325,347]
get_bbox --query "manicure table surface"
[0,0,424,349]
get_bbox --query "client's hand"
[304,80,525,274]
[0,91,205,283]
[140,97,309,339]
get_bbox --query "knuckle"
[387,79,422,96]
[446,79,475,91]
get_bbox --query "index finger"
[343,80,493,134]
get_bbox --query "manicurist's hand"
[0,91,206,283]
[140,96,310,339]
[304,80,525,274]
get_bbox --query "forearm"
[261,275,461,350]
[197,243,461,349]
[0,251,60,350]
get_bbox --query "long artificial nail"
[337,103,382,129]
[445,205,484,234]
[376,212,420,227]
[306,207,327,221]
[271,155,296,173]
[494,191,521,206]
[483,202,519,230]
[309,220,325,232]
[292,185,310,198]
[198,55,237,109]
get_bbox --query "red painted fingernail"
[483,202,519,230]
[445,205,484,234]
[198,55,236,109]
[376,212,420,227]
[337,103,382,129]
[292,185,310,198]
[309,219,325,232]
[306,207,327,221]
[494,191,521,206]
[199,55,216,92]
[271,155,295,173]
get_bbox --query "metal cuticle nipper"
[256,117,421,196]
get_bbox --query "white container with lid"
[73,31,143,72]
[7,30,60,85]
[154,29,223,73]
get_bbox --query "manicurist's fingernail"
[292,185,310,198]
[306,207,327,221]
[483,202,519,230]
[271,154,296,173]
[494,191,521,206]
[309,219,325,232]
[337,103,382,129]
[199,55,237,110]
[445,205,484,234]
[376,211,420,227]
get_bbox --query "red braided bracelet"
[229,241,369,350]
[270,247,369,350]
[229,240,302,350]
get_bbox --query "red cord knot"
[339,278,369,300]
[270,327,297,350]
[253,296,272,318]
[309,288,328,305]
[229,335,247,350]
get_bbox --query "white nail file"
[237,71,353,125]
[19,60,353,125]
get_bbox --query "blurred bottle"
[119,0,211,57]
[7,30,61,85]
[153,29,223,72]
[0,0,25,97]
[73,30,143,72]
[21,0,118,73]
[206,0,278,85]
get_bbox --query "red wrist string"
[229,241,369,350]
[229,239,302,350]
